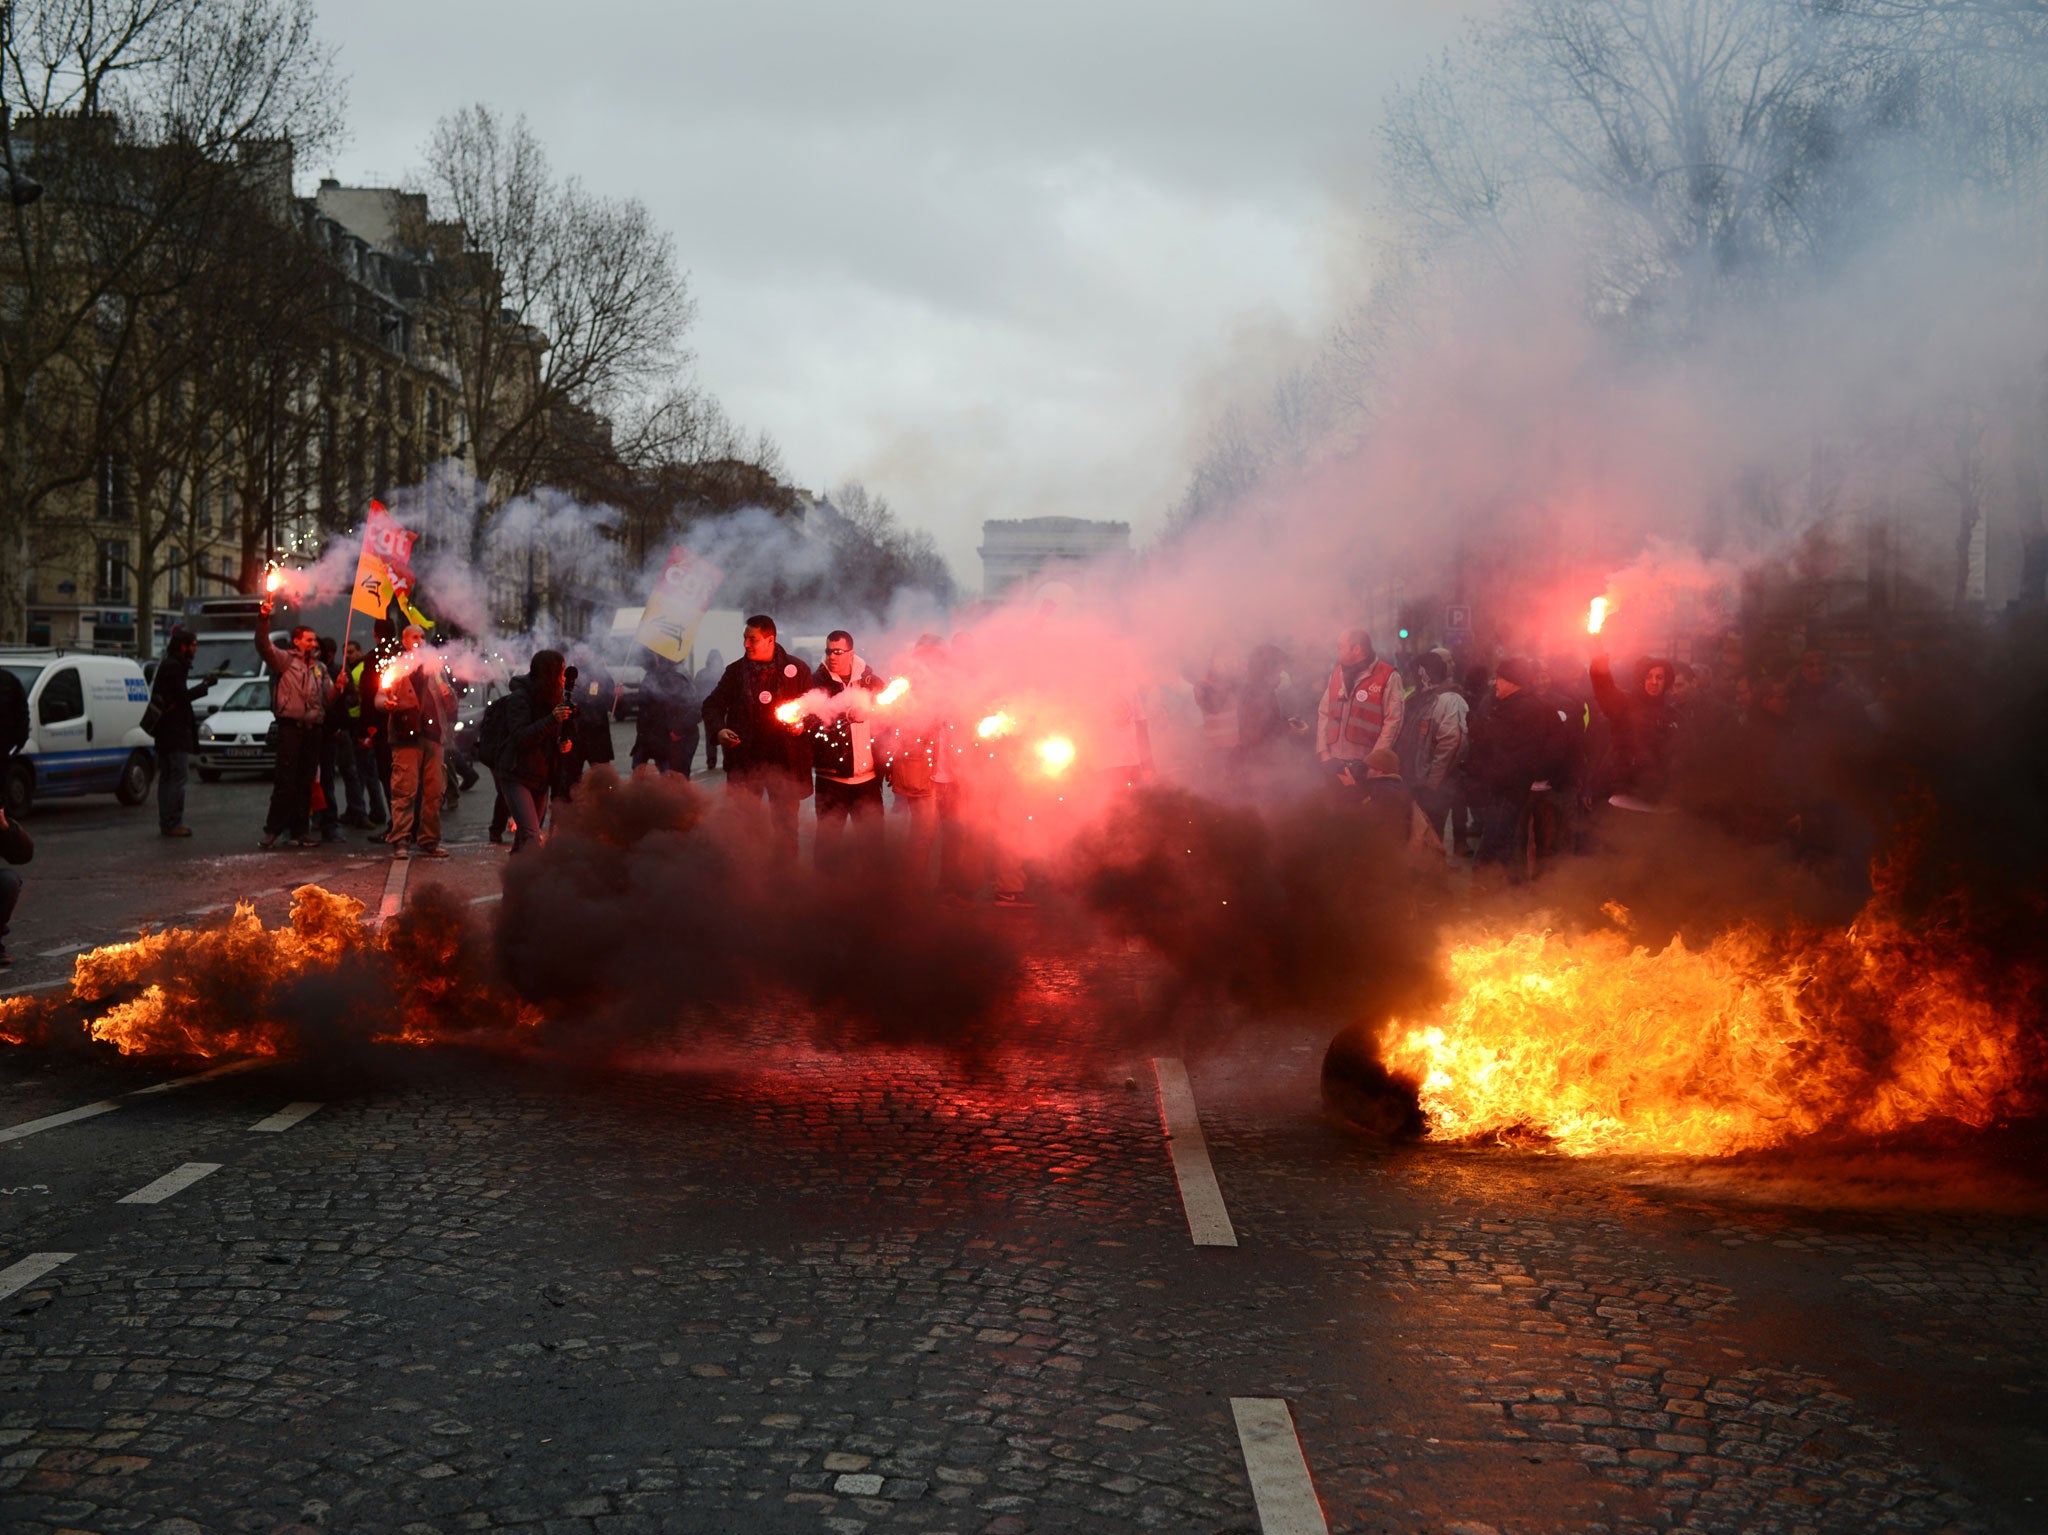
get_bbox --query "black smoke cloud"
[491,769,1022,1055]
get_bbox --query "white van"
[0,650,156,815]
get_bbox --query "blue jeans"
[157,749,189,831]
[491,770,549,852]
[350,737,388,820]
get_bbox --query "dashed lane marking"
[0,1252,76,1300]
[1231,1397,1329,1535]
[0,1099,124,1145]
[117,1162,223,1205]
[0,1058,262,1144]
[34,941,93,959]
[1151,1057,1238,1247]
[467,893,502,905]
[249,1101,322,1133]
[377,855,411,923]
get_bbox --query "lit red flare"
[1587,596,1610,635]
[264,566,284,595]
[977,711,1015,740]
[1035,735,1075,774]
[775,700,804,727]
[875,676,910,707]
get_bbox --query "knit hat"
[1495,656,1534,687]
[1364,747,1402,777]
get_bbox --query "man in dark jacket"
[0,804,29,966]
[1467,657,1571,882]
[807,629,884,872]
[149,626,217,838]
[486,650,574,853]
[701,615,813,862]
[631,653,700,775]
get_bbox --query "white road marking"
[0,1058,261,1144]
[377,856,411,923]
[0,1099,124,1145]
[1231,1398,1329,1535]
[117,1162,223,1205]
[0,1252,76,1300]
[467,893,501,906]
[1152,1058,1238,1247]
[249,1101,322,1133]
[35,941,93,959]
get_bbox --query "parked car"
[0,650,156,815]
[195,678,279,781]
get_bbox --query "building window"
[376,368,391,412]
[426,389,440,435]
[375,426,390,498]
[96,540,131,602]
[167,559,183,603]
[399,377,414,425]
[349,353,366,402]
[96,456,132,522]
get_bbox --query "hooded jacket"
[700,644,815,791]
[808,657,882,782]
[493,674,567,788]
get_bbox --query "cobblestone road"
[1,786,2043,1534]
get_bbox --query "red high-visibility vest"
[1324,659,1395,754]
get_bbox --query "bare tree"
[0,0,340,642]
[409,105,698,559]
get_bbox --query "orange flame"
[1381,901,2031,1156]
[876,676,910,707]
[264,567,284,595]
[977,711,1014,740]
[1587,596,1609,634]
[1,885,539,1059]
[775,700,804,726]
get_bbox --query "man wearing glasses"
[807,630,885,872]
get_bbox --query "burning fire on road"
[1378,894,2032,1157]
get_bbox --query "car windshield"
[1,664,41,695]
[191,636,263,678]
[227,680,272,710]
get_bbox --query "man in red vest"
[1316,628,1404,785]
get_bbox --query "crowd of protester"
[1190,628,1891,892]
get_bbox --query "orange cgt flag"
[351,502,418,619]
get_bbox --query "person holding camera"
[482,649,576,854]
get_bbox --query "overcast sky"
[314,1,1476,589]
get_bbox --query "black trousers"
[265,720,320,839]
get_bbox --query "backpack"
[475,692,516,772]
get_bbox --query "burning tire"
[1321,1021,1425,1141]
